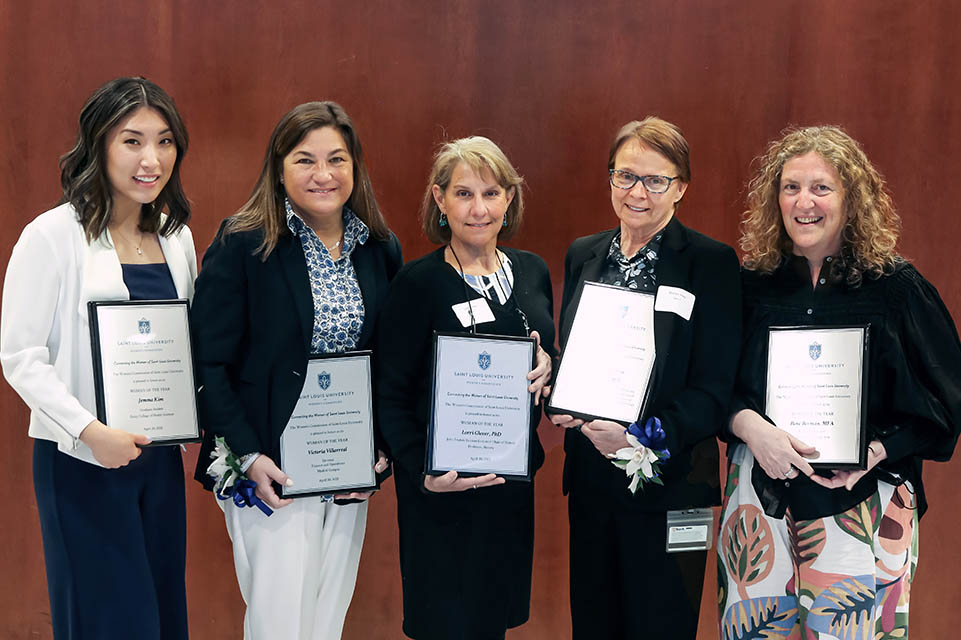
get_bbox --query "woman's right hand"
[424,470,505,493]
[730,409,818,480]
[79,419,150,468]
[246,455,294,509]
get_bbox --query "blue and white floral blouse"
[285,199,368,354]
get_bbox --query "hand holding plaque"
[765,325,869,469]
[548,282,656,424]
[88,300,200,446]
[279,352,377,498]
[427,332,536,481]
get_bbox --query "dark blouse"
[121,263,177,300]
[731,255,961,519]
[597,230,663,290]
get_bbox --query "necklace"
[448,245,530,336]
[113,226,144,255]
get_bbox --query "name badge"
[655,285,696,321]
[451,298,496,327]
[666,508,714,553]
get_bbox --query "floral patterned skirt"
[717,444,918,640]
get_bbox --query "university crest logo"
[138,318,151,335]
[809,341,821,361]
[318,371,331,390]
[478,351,491,371]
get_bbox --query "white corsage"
[207,436,273,516]
[610,417,670,494]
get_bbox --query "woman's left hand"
[334,450,389,501]
[581,419,630,457]
[808,440,887,491]
[527,330,552,405]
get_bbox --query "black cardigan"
[375,246,556,483]
[191,221,402,489]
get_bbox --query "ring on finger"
[472,484,477,490]
[784,467,798,479]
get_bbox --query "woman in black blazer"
[191,102,401,640]
[550,117,741,639]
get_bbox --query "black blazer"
[191,221,402,489]
[558,217,741,511]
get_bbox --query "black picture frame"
[88,299,200,446]
[427,331,536,482]
[278,350,379,499]
[764,324,870,471]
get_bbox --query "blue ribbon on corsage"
[611,416,671,493]
[627,416,671,460]
[217,479,274,516]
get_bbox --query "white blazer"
[0,203,197,465]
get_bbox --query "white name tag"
[655,285,696,321]
[451,298,496,327]
[665,507,714,553]
[668,524,708,545]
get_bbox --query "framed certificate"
[765,325,870,469]
[88,300,200,445]
[427,332,536,481]
[547,281,656,424]
[279,351,377,498]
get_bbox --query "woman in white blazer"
[0,77,195,640]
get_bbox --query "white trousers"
[218,496,368,640]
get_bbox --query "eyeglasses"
[609,170,680,194]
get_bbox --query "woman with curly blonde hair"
[718,125,961,639]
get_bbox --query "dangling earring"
[502,216,508,228]
[439,213,448,227]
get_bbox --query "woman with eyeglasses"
[548,117,741,639]
[375,136,553,640]
[718,126,961,639]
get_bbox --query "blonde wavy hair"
[741,125,901,285]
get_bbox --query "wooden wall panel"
[2,1,959,637]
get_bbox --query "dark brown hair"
[59,77,190,241]
[227,101,389,257]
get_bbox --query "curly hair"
[740,125,901,286]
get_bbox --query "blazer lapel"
[276,233,314,351]
[352,242,377,348]
[158,232,194,300]
[650,218,690,392]
[78,232,128,321]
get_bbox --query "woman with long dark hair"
[1,77,195,639]
[191,101,401,640]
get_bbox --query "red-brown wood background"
[2,1,960,637]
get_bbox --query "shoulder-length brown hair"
[59,77,190,241]
[741,125,901,285]
[421,136,525,244]
[226,101,389,258]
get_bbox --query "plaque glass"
[88,300,200,445]
[765,325,870,469]
[279,351,376,498]
[548,282,656,424]
[428,332,536,481]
